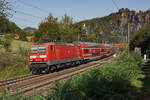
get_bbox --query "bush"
[0,52,30,81]
[18,45,28,57]
[0,36,12,52]
[130,25,150,56]
[0,51,144,100]
[0,89,31,100]
[0,52,12,69]
[46,51,144,100]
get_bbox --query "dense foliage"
[0,39,31,81]
[0,16,30,41]
[0,17,21,34]
[0,0,21,34]
[46,51,144,100]
[130,25,150,55]
[0,52,30,81]
[0,51,144,100]
[33,14,103,43]
[0,0,11,17]
[0,0,28,41]
[0,36,11,52]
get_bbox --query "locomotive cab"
[29,43,52,74]
[29,45,47,62]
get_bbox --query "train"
[28,42,117,74]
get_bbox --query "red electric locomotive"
[29,42,82,74]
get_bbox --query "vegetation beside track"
[0,38,31,81]
[135,60,150,100]
[0,53,30,81]
[1,50,149,100]
[46,51,144,100]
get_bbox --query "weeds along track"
[0,55,114,96]
[0,74,38,87]
[0,74,39,91]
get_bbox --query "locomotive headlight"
[30,56,36,59]
[40,55,47,58]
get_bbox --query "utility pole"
[128,24,130,49]
[128,23,130,55]
[121,27,124,43]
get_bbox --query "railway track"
[0,55,114,96]
[0,74,38,87]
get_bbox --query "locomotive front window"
[38,46,46,52]
[30,46,38,53]
[30,46,46,53]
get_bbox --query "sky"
[7,0,150,29]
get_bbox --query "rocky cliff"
[79,8,150,43]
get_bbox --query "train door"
[49,44,56,61]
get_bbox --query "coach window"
[84,49,89,54]
[51,45,54,52]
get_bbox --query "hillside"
[0,16,21,34]
[23,27,37,34]
[79,8,150,43]
[0,39,32,81]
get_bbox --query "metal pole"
[128,23,130,50]
[128,23,130,56]
[121,27,123,43]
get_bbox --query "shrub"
[0,51,144,100]
[1,36,12,52]
[17,45,28,57]
[0,52,30,81]
[0,89,31,100]
[47,51,144,100]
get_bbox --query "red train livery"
[29,42,114,74]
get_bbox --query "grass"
[0,52,31,81]
[0,38,32,81]
[42,51,144,100]
[10,39,32,53]
[0,37,32,53]
[0,64,30,81]
[136,60,150,100]
[0,50,149,100]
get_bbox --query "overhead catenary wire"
[12,9,43,19]
[18,0,48,14]
[111,0,119,10]
[11,16,39,24]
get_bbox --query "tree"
[83,27,103,43]
[0,36,11,52]
[19,31,27,41]
[59,14,74,42]
[33,14,60,43]
[73,24,87,42]
[130,25,150,55]
[0,0,11,17]
[93,27,103,43]
[61,14,73,26]
[0,1,21,34]
[33,14,86,43]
